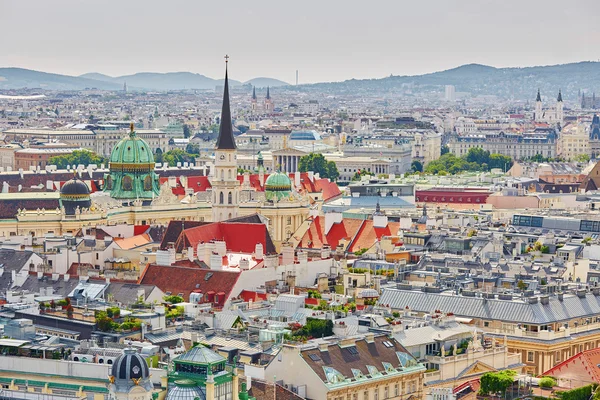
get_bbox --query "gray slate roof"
[379,289,600,324]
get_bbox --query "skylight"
[323,367,346,384]
[308,353,321,362]
[396,351,418,368]
[347,346,359,355]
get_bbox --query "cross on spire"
[224,54,229,64]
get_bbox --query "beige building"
[409,130,442,165]
[557,123,589,161]
[263,334,425,400]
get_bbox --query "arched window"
[228,212,232,219]
[228,192,232,204]
[105,175,113,190]
[221,170,224,180]
[219,192,224,204]
[144,175,153,191]
[228,169,232,179]
[122,176,133,191]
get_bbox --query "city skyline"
[1,0,599,83]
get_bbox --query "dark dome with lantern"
[59,175,91,215]
[111,347,150,382]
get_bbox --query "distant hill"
[299,62,600,100]
[244,77,289,88]
[80,71,243,91]
[0,68,121,90]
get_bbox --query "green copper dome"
[265,172,292,201]
[109,125,155,167]
[104,123,160,202]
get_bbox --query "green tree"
[441,145,450,155]
[517,280,527,291]
[574,153,591,163]
[465,147,490,165]
[162,150,196,166]
[154,148,163,163]
[489,153,513,171]
[49,150,107,169]
[478,370,516,396]
[411,160,423,173]
[185,143,200,155]
[183,124,191,138]
[298,153,339,181]
[163,295,184,304]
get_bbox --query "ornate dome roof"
[111,348,150,383]
[60,176,90,197]
[265,172,291,191]
[166,380,206,400]
[60,175,91,215]
[265,172,292,201]
[109,123,155,170]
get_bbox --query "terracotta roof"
[160,220,208,250]
[314,177,342,202]
[114,233,152,250]
[543,348,600,384]
[175,222,275,255]
[238,290,268,302]
[297,216,364,251]
[138,263,240,302]
[300,335,418,383]
[248,379,304,400]
[348,220,400,253]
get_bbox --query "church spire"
[252,86,256,100]
[557,89,563,102]
[536,89,541,102]
[266,86,271,100]
[215,55,236,150]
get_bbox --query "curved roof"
[109,125,155,166]
[175,345,225,365]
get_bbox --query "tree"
[539,377,556,389]
[66,305,74,319]
[163,295,184,304]
[183,124,191,138]
[185,143,200,155]
[411,160,423,173]
[162,150,196,166]
[489,153,513,171]
[479,370,516,396]
[49,150,107,169]
[298,153,339,181]
[154,148,163,163]
[517,280,527,291]
[574,153,591,163]
[441,145,450,155]
[465,147,490,165]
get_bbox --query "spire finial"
[224,54,229,65]
[536,89,541,102]
[557,89,563,102]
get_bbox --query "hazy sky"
[1,0,599,84]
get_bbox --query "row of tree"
[424,148,513,175]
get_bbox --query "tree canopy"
[425,148,513,175]
[479,370,516,396]
[298,153,339,181]
[48,150,107,169]
[162,150,197,166]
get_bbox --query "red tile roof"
[348,220,400,253]
[543,348,600,385]
[175,222,272,255]
[297,216,364,250]
[237,290,268,302]
[138,264,240,302]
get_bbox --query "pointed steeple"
[557,89,563,102]
[215,56,236,150]
[252,86,256,100]
[266,86,271,100]
[536,89,541,102]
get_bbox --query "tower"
[264,86,274,113]
[590,114,600,159]
[556,89,564,124]
[212,56,240,222]
[250,86,257,112]
[535,89,543,122]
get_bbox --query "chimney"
[197,243,206,262]
[281,243,294,266]
[254,243,264,260]
[52,273,59,281]
[365,332,375,343]
[577,289,587,298]
[188,247,195,261]
[557,292,564,301]
[592,287,600,296]
[264,254,278,268]
[215,240,226,257]
[297,251,308,265]
[373,213,388,229]
[37,271,43,280]
[205,242,215,262]
[239,258,250,270]
[319,342,329,352]
[210,253,222,270]
[540,295,550,305]
[46,180,53,190]
[325,212,343,235]
[294,172,301,188]
[321,244,331,260]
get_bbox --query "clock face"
[220,154,226,160]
